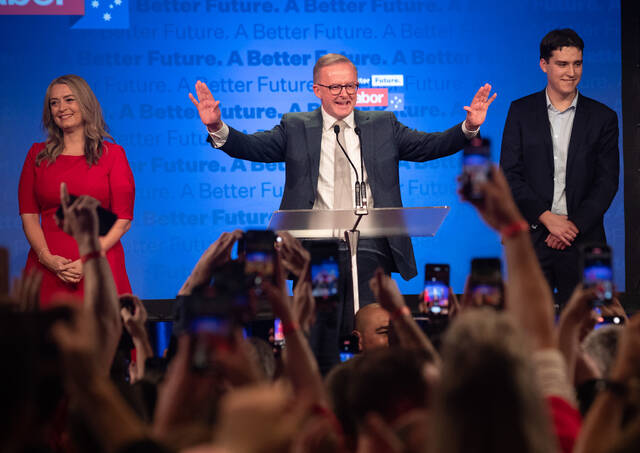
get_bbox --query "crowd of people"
[5,26,630,453]
[2,163,638,453]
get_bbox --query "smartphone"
[119,295,135,315]
[273,318,285,347]
[242,230,277,288]
[581,244,613,307]
[55,194,118,236]
[307,241,340,312]
[469,258,504,309]
[424,264,450,316]
[189,316,234,372]
[339,333,359,362]
[211,260,253,323]
[595,315,625,329]
[461,137,492,201]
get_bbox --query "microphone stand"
[335,124,369,314]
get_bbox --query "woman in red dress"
[19,74,135,306]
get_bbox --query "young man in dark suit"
[500,29,619,308]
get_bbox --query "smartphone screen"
[306,241,341,312]
[273,318,285,346]
[189,316,234,371]
[581,244,613,307]
[461,137,492,201]
[55,193,118,236]
[311,258,339,303]
[339,333,359,362]
[469,258,504,309]
[243,230,276,287]
[424,264,450,315]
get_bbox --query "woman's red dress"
[18,141,135,306]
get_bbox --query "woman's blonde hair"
[38,74,113,167]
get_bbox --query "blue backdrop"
[0,0,624,298]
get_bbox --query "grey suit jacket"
[213,108,469,280]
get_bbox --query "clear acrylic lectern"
[268,206,450,313]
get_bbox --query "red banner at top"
[0,0,84,15]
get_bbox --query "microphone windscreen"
[334,125,340,134]
[354,126,361,136]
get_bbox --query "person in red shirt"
[18,74,135,306]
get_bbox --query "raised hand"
[276,231,311,279]
[189,80,223,132]
[463,83,497,130]
[609,312,640,382]
[369,268,406,314]
[9,269,42,311]
[179,229,243,295]
[462,165,525,232]
[120,294,148,340]
[58,182,101,254]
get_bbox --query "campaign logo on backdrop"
[372,75,404,87]
[0,0,128,29]
[72,0,128,28]
[386,93,405,111]
[0,0,83,15]
[356,88,388,107]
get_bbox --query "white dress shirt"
[208,108,478,210]
[546,89,578,216]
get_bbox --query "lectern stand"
[268,206,450,313]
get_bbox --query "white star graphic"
[114,0,122,5]
[91,0,99,7]
[103,12,111,21]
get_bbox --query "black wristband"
[594,379,627,397]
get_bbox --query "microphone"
[334,124,361,208]
[353,126,367,207]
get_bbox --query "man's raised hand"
[463,83,497,130]
[189,80,223,132]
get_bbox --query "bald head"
[354,303,390,353]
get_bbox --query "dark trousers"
[532,230,581,309]
[307,238,395,375]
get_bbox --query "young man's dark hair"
[540,28,584,61]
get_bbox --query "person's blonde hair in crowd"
[431,308,558,453]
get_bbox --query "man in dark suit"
[190,53,496,370]
[500,29,619,308]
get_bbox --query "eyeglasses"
[317,83,359,95]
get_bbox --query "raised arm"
[58,182,122,374]
[190,80,223,132]
[369,269,440,365]
[466,166,555,350]
[178,230,242,296]
[463,83,497,131]
[574,313,640,453]
[263,248,328,407]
